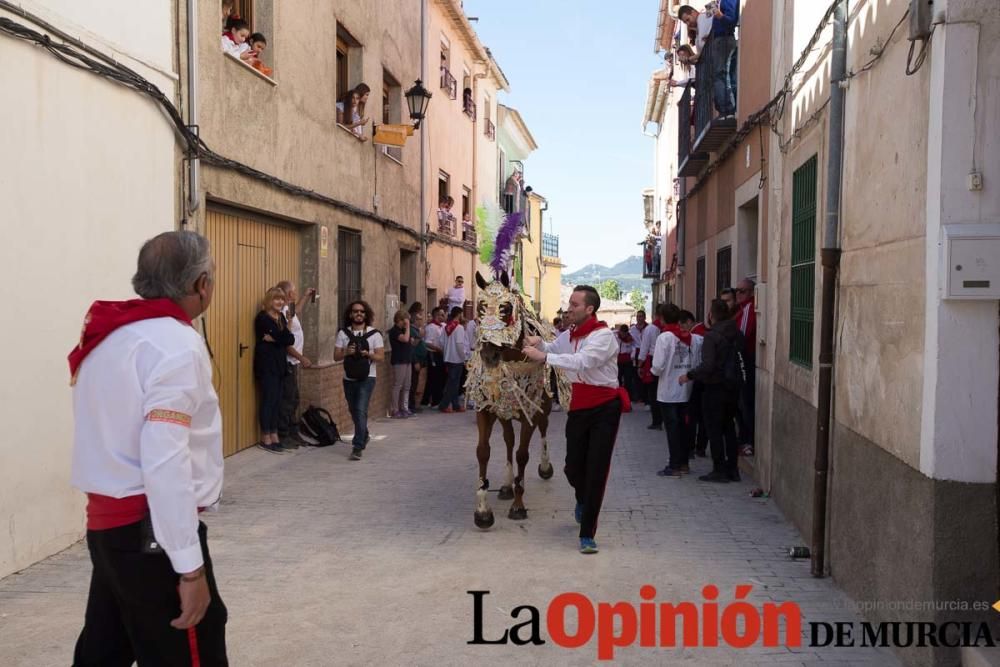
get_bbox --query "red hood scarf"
[567,317,631,413]
[662,323,692,346]
[68,298,192,385]
[445,319,462,336]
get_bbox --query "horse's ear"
[475,271,488,290]
[500,270,510,288]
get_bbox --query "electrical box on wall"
[942,224,1000,300]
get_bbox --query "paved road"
[0,405,900,665]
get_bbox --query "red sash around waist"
[86,493,205,530]
[570,384,632,413]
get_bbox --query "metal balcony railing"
[440,68,457,100]
[691,37,738,154]
[462,223,477,245]
[437,213,456,236]
[542,233,559,258]
[677,82,707,177]
[484,119,496,140]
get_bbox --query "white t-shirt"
[442,323,468,364]
[335,326,384,379]
[447,286,465,312]
[638,322,661,362]
[425,321,444,352]
[336,102,364,138]
[221,34,249,58]
[72,317,223,574]
[651,332,704,403]
[465,320,478,361]
[696,13,714,53]
[282,305,303,365]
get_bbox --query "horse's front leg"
[509,419,534,520]
[497,418,516,501]
[537,398,554,480]
[475,412,497,529]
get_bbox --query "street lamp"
[405,79,432,129]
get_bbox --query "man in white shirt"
[523,285,627,555]
[638,304,666,429]
[678,4,715,55]
[438,307,469,412]
[651,304,704,477]
[447,275,466,312]
[334,300,385,460]
[421,306,447,407]
[70,231,227,664]
[276,280,315,449]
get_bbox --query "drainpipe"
[811,0,846,578]
[186,0,199,215]
[420,0,427,280]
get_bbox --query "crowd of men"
[618,279,757,483]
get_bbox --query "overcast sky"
[464,0,662,273]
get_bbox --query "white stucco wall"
[0,1,177,577]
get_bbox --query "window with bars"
[696,256,706,323]
[338,228,362,315]
[716,245,732,294]
[790,155,818,368]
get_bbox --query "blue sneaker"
[574,502,583,525]
[579,537,598,554]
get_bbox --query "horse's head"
[474,270,524,367]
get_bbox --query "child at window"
[337,87,369,140]
[222,18,254,61]
[247,32,273,77]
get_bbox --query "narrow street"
[0,406,898,666]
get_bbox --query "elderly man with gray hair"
[69,230,228,665]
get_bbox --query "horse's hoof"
[474,510,495,530]
[498,486,514,500]
[508,506,528,521]
[481,478,489,490]
[538,463,554,480]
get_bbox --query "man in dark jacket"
[680,298,741,482]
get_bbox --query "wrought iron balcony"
[484,119,496,140]
[462,223,477,245]
[542,233,559,258]
[691,38,738,154]
[440,67,457,100]
[437,213,456,236]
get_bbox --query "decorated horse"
[465,208,570,529]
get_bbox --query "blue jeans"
[438,362,465,410]
[343,377,376,449]
[710,35,737,116]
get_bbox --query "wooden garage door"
[205,208,302,456]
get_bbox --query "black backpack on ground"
[721,330,748,392]
[341,327,380,380]
[299,406,340,446]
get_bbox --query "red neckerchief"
[445,319,461,335]
[663,323,692,346]
[691,322,707,336]
[68,299,192,384]
[223,30,238,43]
[570,316,607,341]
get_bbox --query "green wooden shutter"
[790,156,817,368]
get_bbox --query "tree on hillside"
[627,288,645,312]
[598,279,622,302]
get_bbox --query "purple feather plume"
[490,211,523,276]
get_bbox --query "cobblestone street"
[0,406,900,666]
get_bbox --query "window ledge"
[224,52,277,86]
[337,123,366,142]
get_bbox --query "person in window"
[463,87,473,114]
[353,83,370,136]
[247,33,273,78]
[221,18,254,61]
[337,86,370,140]
[255,287,295,454]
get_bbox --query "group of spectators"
[220,0,272,78]
[655,1,739,120]
[617,277,756,482]
[337,83,371,140]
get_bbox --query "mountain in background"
[563,255,648,294]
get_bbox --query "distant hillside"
[564,255,648,293]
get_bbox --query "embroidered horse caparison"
[466,271,571,528]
